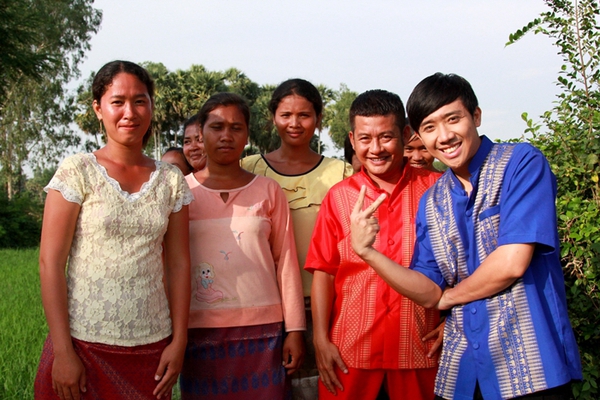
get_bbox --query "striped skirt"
[35,335,171,399]
[180,323,288,399]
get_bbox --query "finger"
[363,192,387,218]
[155,371,176,399]
[152,360,168,396]
[421,329,437,341]
[352,185,368,215]
[79,368,87,394]
[318,369,337,395]
[282,347,290,366]
[428,335,443,358]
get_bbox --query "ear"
[349,131,355,150]
[316,113,323,130]
[473,107,482,127]
[92,100,102,121]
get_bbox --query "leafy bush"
[508,1,600,398]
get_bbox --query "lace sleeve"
[44,155,86,205]
[166,163,194,213]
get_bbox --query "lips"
[439,142,461,155]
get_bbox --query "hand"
[52,350,86,400]
[282,331,305,375]
[314,337,348,395]
[350,185,387,258]
[436,288,455,311]
[422,317,445,358]
[153,341,186,399]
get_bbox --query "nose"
[438,123,455,143]
[369,137,382,154]
[290,115,300,127]
[413,151,424,161]
[123,101,135,119]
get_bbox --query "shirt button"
[388,239,395,245]
[471,307,477,314]
[388,207,394,212]
[473,342,480,350]
[466,210,472,218]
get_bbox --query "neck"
[198,160,248,190]
[99,142,145,165]
[276,142,319,161]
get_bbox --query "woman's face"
[201,105,248,166]
[272,94,321,148]
[92,72,153,147]
[183,123,205,171]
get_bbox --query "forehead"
[104,72,149,97]
[277,94,315,111]
[420,99,468,125]
[162,152,185,163]
[184,124,199,138]
[206,105,247,124]
[353,114,399,134]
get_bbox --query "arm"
[153,205,191,399]
[311,271,348,395]
[437,243,533,310]
[351,185,443,308]
[39,190,86,400]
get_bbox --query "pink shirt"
[186,174,306,332]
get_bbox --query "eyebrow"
[421,108,462,126]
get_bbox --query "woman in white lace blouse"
[34,61,193,400]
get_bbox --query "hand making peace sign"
[350,185,387,259]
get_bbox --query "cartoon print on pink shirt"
[232,230,243,244]
[194,262,224,303]
[219,250,232,261]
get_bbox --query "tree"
[0,0,102,198]
[507,1,600,398]
[322,84,358,149]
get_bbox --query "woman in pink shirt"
[181,93,306,399]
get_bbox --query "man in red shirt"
[305,90,442,400]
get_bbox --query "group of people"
[34,60,582,400]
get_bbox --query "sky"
[76,0,562,156]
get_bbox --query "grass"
[0,248,46,399]
[0,248,182,399]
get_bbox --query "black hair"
[406,73,478,132]
[183,114,200,132]
[198,92,250,128]
[268,78,323,117]
[92,60,155,146]
[344,135,355,164]
[349,89,406,132]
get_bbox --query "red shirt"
[305,166,441,369]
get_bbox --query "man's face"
[404,136,435,170]
[350,114,405,186]
[417,99,481,178]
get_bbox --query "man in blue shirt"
[350,73,582,400]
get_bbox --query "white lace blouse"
[45,153,194,346]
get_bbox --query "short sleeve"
[44,154,86,205]
[169,164,194,213]
[304,189,342,276]
[497,144,558,250]
[410,195,448,290]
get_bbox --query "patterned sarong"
[35,335,171,399]
[180,322,287,399]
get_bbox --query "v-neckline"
[88,153,160,201]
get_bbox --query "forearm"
[39,260,74,354]
[166,262,190,345]
[360,248,442,308]
[311,271,335,343]
[439,243,534,309]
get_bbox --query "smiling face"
[417,99,481,180]
[273,94,322,148]
[92,72,153,148]
[201,105,248,166]
[183,123,205,171]
[350,114,407,189]
[404,135,436,170]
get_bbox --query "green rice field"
[0,248,182,399]
[0,248,46,399]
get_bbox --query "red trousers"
[318,366,437,400]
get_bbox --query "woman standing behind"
[241,79,353,396]
[181,93,305,399]
[35,60,192,400]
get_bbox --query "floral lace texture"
[45,153,193,346]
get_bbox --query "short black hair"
[349,90,406,133]
[407,73,478,132]
[197,93,250,128]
